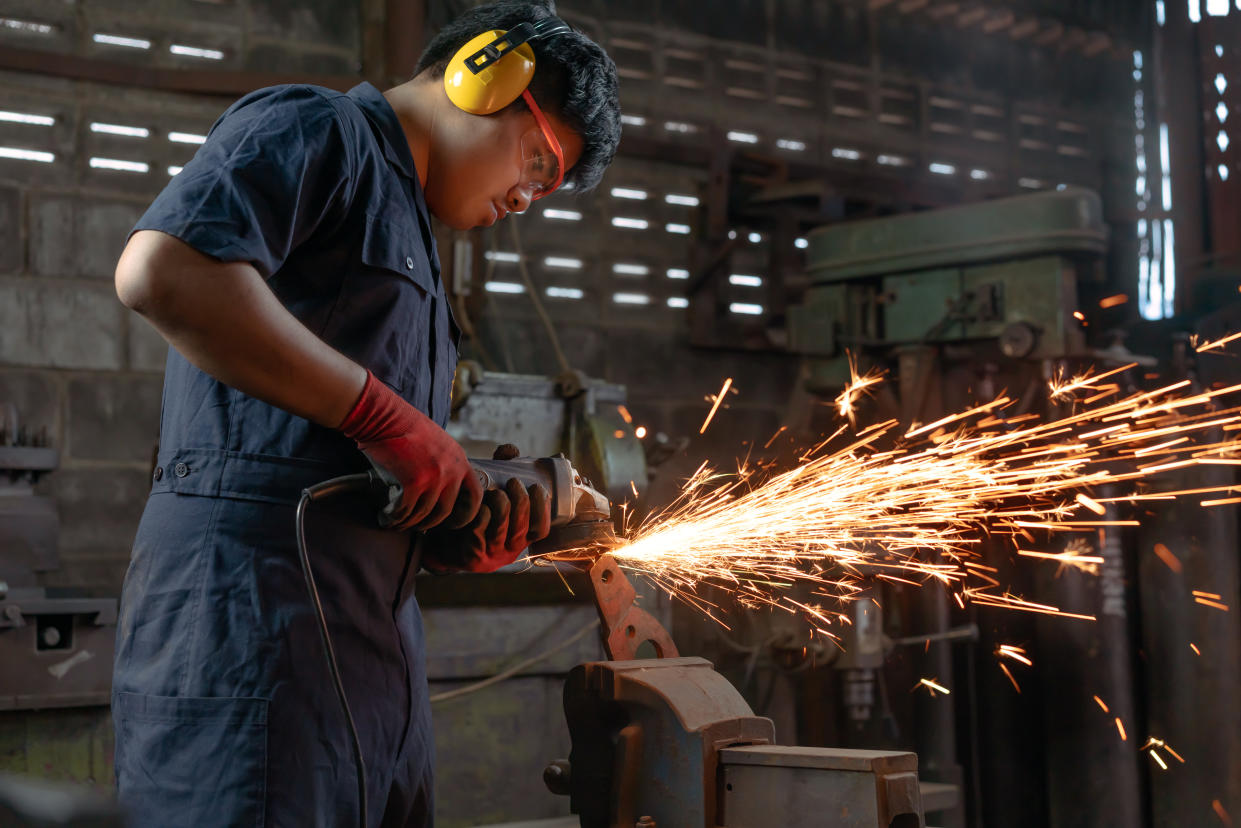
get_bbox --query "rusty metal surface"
[586,555,678,661]
[718,748,923,828]
[559,657,775,828]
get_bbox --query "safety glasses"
[518,88,564,200]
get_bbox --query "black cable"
[297,471,380,828]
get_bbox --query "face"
[425,101,584,231]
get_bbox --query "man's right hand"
[337,371,483,531]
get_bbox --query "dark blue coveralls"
[112,82,458,828]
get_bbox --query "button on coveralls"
[112,82,459,828]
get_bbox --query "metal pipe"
[1034,485,1144,828]
[1137,465,1241,824]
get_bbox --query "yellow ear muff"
[444,30,537,115]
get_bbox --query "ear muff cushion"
[444,30,537,115]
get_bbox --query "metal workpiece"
[585,555,678,662]
[717,746,923,828]
[557,657,777,828]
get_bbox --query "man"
[110,2,620,825]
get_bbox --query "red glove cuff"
[337,370,418,443]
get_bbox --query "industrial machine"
[0,405,117,711]
[787,187,1109,394]
[446,366,651,512]
[777,187,1171,827]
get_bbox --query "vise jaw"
[549,657,924,828]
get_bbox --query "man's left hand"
[423,467,552,574]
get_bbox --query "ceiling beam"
[0,45,356,97]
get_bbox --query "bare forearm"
[117,230,365,428]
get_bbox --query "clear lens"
[520,127,560,196]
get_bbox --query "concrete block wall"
[0,0,362,596]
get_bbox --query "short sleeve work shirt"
[135,82,459,503]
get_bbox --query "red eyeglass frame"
[521,88,565,199]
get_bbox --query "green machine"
[788,188,1109,393]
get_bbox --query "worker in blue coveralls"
[109,1,620,824]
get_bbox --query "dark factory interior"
[1,1,1239,826]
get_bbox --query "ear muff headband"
[443,17,572,115]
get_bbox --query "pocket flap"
[362,214,435,294]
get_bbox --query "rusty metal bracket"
[587,555,678,661]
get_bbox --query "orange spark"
[1191,643,1201,656]
[617,405,633,424]
[543,360,1241,633]
[1075,493,1106,515]
[1196,330,1241,353]
[1094,695,1109,713]
[1214,799,1232,825]
[1153,543,1183,573]
[1141,737,1186,769]
[1195,597,1230,611]
[1099,293,1129,309]
[999,662,1021,692]
[699,378,733,434]
[763,425,788,449]
[1193,590,1222,600]
[1116,718,1127,741]
[635,426,648,439]
[1049,363,1134,401]
[834,353,885,424]
[918,677,951,696]
[1073,311,1086,321]
[1017,548,1104,574]
[997,644,1034,666]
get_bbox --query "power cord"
[296,471,382,828]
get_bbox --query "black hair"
[415,1,621,193]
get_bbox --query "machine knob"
[41,626,61,648]
[543,759,572,796]
[999,322,1039,359]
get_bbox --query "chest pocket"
[351,214,439,408]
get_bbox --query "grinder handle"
[369,455,574,529]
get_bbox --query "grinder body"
[371,454,616,551]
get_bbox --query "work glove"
[337,370,483,531]
[422,443,553,573]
